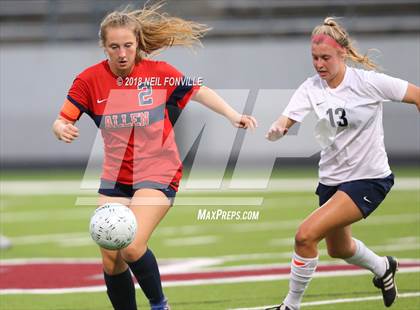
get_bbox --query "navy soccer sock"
[103,268,137,310]
[127,248,165,306]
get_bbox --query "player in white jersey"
[265,17,420,310]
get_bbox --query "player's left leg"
[334,174,398,307]
[326,225,398,307]
[326,225,387,276]
[121,188,172,310]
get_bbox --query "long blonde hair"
[312,17,378,70]
[99,1,210,62]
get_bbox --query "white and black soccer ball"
[89,203,137,250]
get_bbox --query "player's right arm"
[53,95,84,143]
[52,116,79,143]
[266,80,312,142]
[54,75,90,143]
[265,116,296,141]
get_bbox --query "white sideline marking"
[6,225,420,254]
[229,292,420,310]
[0,209,92,223]
[1,178,418,195]
[164,236,219,246]
[1,270,419,295]
[76,197,264,206]
[1,257,419,295]
[2,257,419,270]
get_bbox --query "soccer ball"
[89,203,137,250]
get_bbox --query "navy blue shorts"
[315,174,394,218]
[98,179,177,205]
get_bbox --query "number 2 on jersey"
[138,82,153,106]
[326,108,348,127]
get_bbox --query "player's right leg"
[98,195,137,310]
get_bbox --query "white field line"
[0,209,93,223]
[0,257,102,265]
[230,292,420,310]
[163,236,219,246]
[229,213,420,233]
[2,257,419,269]
[1,268,419,295]
[1,257,419,294]
[2,256,419,282]
[1,196,418,230]
[1,178,418,196]
[76,197,265,206]
[165,267,420,286]
[6,232,88,245]
[6,232,222,248]
[5,218,420,251]
[2,210,418,228]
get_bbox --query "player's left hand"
[232,114,258,130]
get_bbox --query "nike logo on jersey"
[363,196,372,203]
[96,98,107,104]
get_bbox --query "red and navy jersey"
[60,59,199,191]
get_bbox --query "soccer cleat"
[373,256,399,307]
[265,304,291,310]
[151,298,170,310]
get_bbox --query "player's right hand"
[265,121,288,141]
[55,121,79,143]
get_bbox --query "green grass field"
[0,168,419,309]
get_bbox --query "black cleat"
[265,304,291,310]
[373,256,399,307]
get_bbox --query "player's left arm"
[192,86,257,129]
[402,83,420,111]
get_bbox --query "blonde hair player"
[53,3,256,310]
[265,17,419,310]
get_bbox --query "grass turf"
[0,170,419,309]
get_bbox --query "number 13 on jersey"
[326,108,348,127]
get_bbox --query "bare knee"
[102,251,127,275]
[121,243,147,263]
[294,225,320,249]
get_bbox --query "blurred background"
[0,0,419,170]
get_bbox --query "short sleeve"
[161,62,200,110]
[365,71,408,102]
[282,82,313,122]
[66,77,91,115]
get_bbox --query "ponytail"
[312,17,378,70]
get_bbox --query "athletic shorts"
[315,173,394,218]
[98,179,177,205]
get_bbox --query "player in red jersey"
[52,3,257,310]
